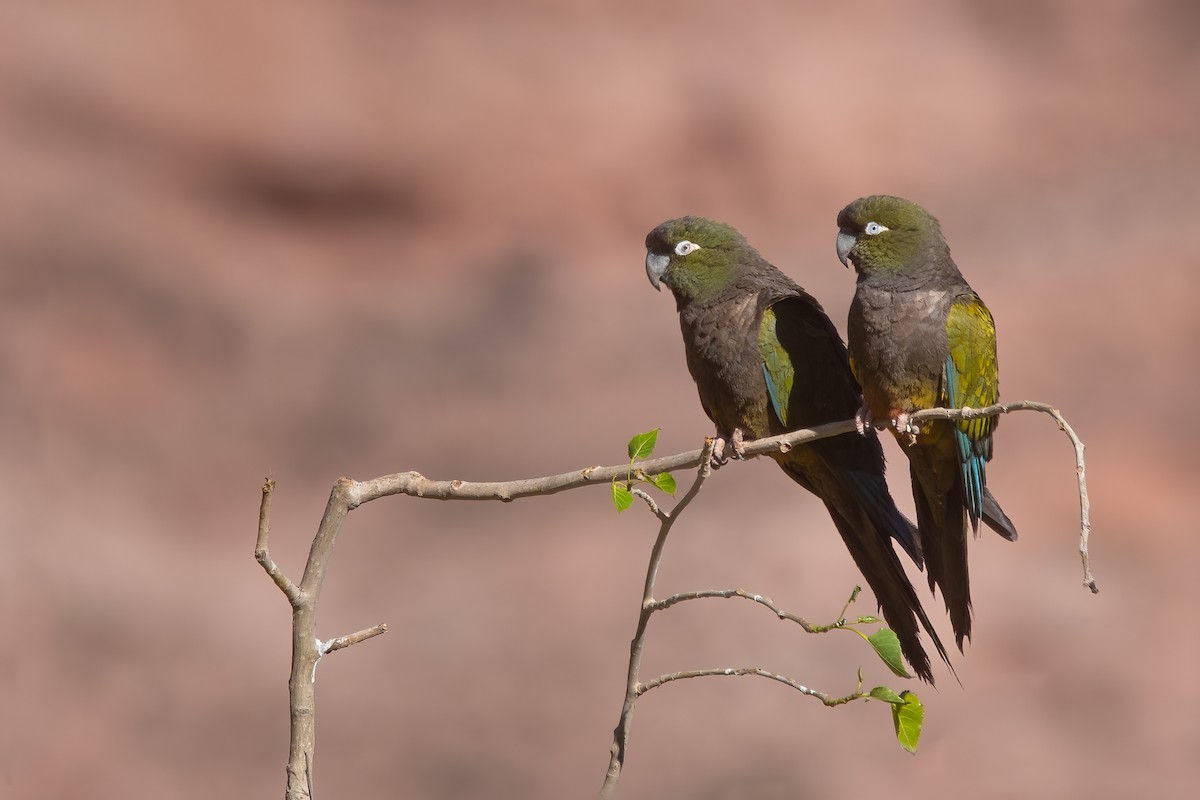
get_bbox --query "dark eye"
[674,240,700,256]
[864,222,888,236]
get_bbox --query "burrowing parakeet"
[836,195,1018,650]
[646,216,949,682]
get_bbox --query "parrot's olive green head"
[836,195,945,277]
[645,216,749,306]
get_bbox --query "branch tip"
[326,623,390,654]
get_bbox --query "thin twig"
[254,479,302,605]
[629,488,666,521]
[638,667,866,707]
[325,624,390,654]
[649,589,819,632]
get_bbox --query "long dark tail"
[783,461,951,683]
[912,460,973,650]
[912,455,1018,648]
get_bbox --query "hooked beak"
[836,230,856,268]
[645,251,669,290]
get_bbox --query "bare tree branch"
[255,478,392,800]
[346,401,1093,590]
[596,579,882,797]
[346,419,861,505]
[256,400,1094,799]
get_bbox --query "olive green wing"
[942,293,999,528]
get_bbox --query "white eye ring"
[864,222,889,236]
[674,240,700,256]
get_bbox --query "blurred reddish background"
[2,1,1197,797]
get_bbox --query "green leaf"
[611,482,633,512]
[867,628,912,679]
[627,429,660,461]
[891,691,924,753]
[649,472,677,495]
[855,615,880,624]
[869,686,904,705]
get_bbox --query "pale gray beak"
[836,230,856,268]
[646,251,669,290]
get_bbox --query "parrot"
[836,194,1018,650]
[645,215,950,683]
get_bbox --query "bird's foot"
[854,405,875,435]
[731,428,747,458]
[893,412,920,444]
[711,437,728,467]
[710,428,748,469]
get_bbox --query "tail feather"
[912,461,973,650]
[955,427,985,531]
[945,359,986,531]
[823,502,952,683]
[911,448,1018,649]
[782,461,951,683]
[845,470,923,568]
[983,488,1018,541]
